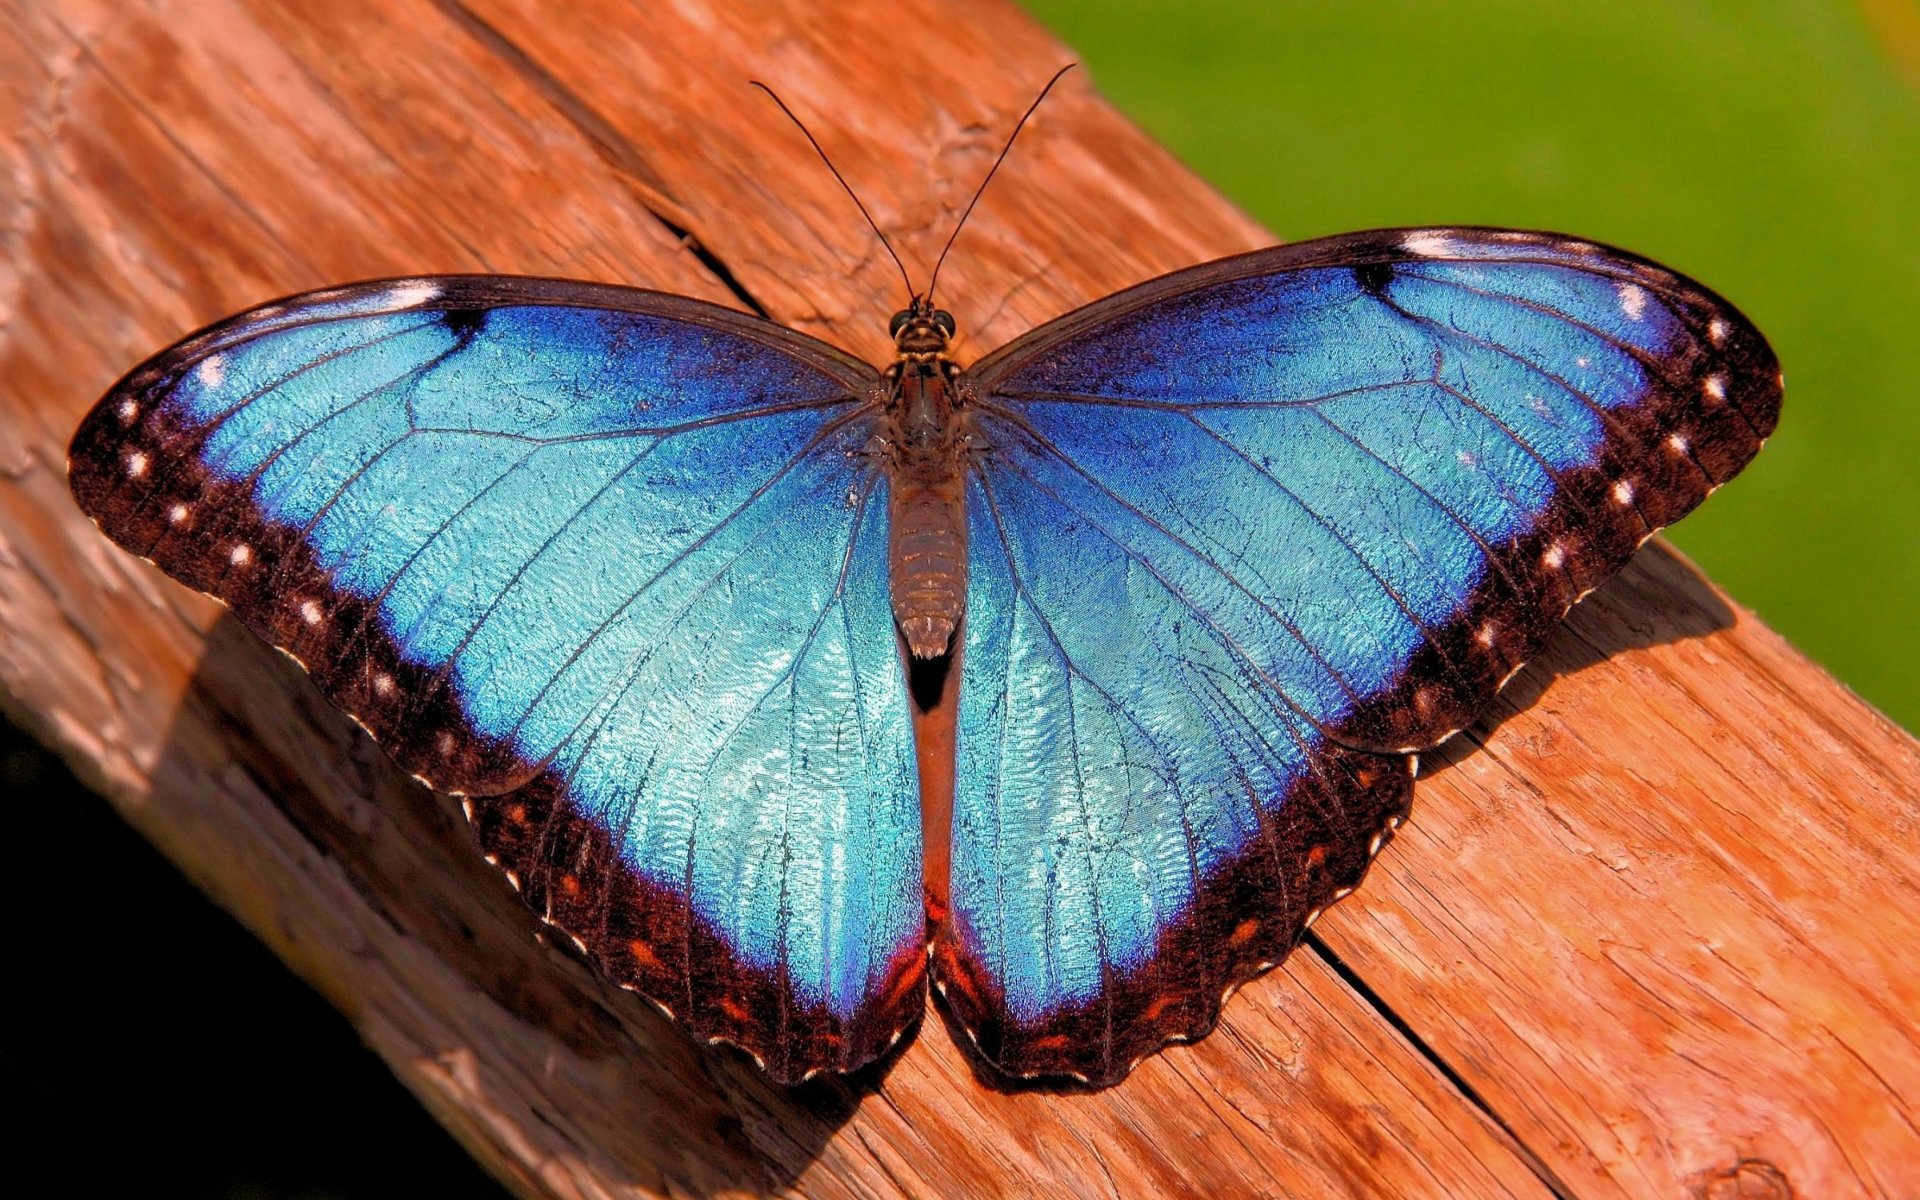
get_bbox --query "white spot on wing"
[117,399,139,423]
[167,503,188,525]
[1704,374,1727,401]
[1402,230,1455,257]
[374,673,395,696]
[1612,479,1635,505]
[125,451,148,478]
[300,599,323,625]
[381,280,442,311]
[1544,541,1567,569]
[1708,318,1729,346]
[1617,282,1648,320]
[229,543,252,566]
[1667,433,1690,454]
[197,354,227,388]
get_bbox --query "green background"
[1027,0,1920,732]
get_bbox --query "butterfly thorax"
[882,304,971,661]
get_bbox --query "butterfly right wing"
[937,229,1780,1083]
[69,279,926,1080]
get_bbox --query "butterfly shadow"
[159,613,888,1196]
[1431,536,1738,760]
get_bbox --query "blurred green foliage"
[1026,0,1920,732]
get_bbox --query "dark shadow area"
[141,615,874,1197]
[908,651,952,713]
[0,714,515,1200]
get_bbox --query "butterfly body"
[70,228,1780,1086]
[881,303,973,661]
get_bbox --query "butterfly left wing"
[69,279,926,1082]
[936,228,1781,1082]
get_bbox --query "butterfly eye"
[933,310,957,337]
[888,310,912,338]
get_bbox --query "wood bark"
[2,1,1916,1196]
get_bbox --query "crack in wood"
[1306,930,1579,1200]
[432,0,772,319]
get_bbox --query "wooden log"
[2,0,1915,1195]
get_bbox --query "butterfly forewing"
[939,228,1780,1082]
[69,278,927,1082]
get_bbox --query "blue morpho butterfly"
[68,72,1779,1086]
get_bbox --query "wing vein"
[502,407,869,754]
[977,406,1365,722]
[1395,270,1750,461]
[405,393,859,445]
[1303,406,1537,606]
[977,473,1119,1045]
[990,379,1432,412]
[1170,409,1482,691]
[981,447,1345,744]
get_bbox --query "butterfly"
[66,84,1780,1087]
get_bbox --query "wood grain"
[2,1,1915,1196]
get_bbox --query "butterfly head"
[889,298,957,363]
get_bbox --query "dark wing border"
[95,274,878,405]
[935,742,1412,1086]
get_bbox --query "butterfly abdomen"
[884,361,971,659]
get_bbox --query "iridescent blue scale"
[71,227,1779,1085]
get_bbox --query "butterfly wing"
[70,279,925,1081]
[936,228,1781,1082]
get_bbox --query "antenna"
[926,63,1076,303]
[750,81,917,302]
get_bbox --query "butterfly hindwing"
[934,467,1413,1081]
[69,278,926,1081]
[936,228,1780,1082]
